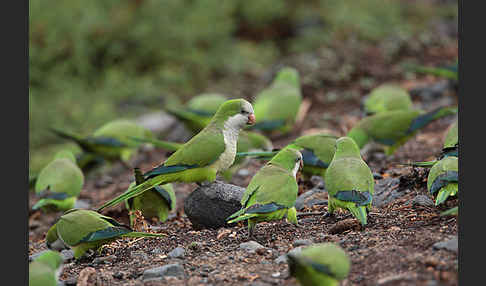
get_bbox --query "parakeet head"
[269,147,303,176]
[334,137,362,159]
[273,67,300,88]
[33,250,64,270]
[212,99,255,129]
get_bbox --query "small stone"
[61,250,74,261]
[433,237,458,253]
[271,272,281,278]
[130,251,148,260]
[411,195,435,207]
[151,248,163,254]
[77,267,97,286]
[168,247,185,259]
[240,241,265,253]
[293,239,313,247]
[143,263,185,281]
[237,169,250,176]
[92,255,116,265]
[74,199,91,209]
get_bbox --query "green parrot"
[287,243,351,286]
[46,209,164,259]
[324,137,374,226]
[227,147,303,237]
[125,168,176,226]
[441,206,458,217]
[427,156,458,206]
[97,99,256,211]
[250,67,302,135]
[29,250,64,286]
[402,119,458,168]
[51,119,153,166]
[233,133,338,180]
[362,84,413,115]
[165,93,228,133]
[33,150,84,212]
[347,106,457,155]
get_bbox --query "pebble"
[143,263,185,281]
[92,255,116,265]
[73,199,91,209]
[432,236,458,253]
[61,250,74,261]
[411,195,435,207]
[130,251,149,260]
[168,247,185,259]
[239,241,265,253]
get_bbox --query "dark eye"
[295,157,301,162]
[241,110,249,114]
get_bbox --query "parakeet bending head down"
[324,137,374,226]
[227,147,303,237]
[29,250,64,286]
[33,150,84,212]
[288,243,351,286]
[97,99,255,211]
[362,84,413,115]
[427,156,458,206]
[46,209,164,259]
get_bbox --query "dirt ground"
[28,42,458,285]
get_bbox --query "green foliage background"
[29,0,457,172]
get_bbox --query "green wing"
[34,158,84,198]
[443,120,458,149]
[325,157,374,197]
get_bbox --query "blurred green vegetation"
[29,0,457,173]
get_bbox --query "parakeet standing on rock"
[324,137,374,226]
[97,99,256,211]
[33,150,84,212]
[427,156,458,206]
[29,250,64,286]
[125,168,176,226]
[51,119,153,166]
[165,93,228,133]
[46,209,164,259]
[287,243,351,286]
[347,107,457,155]
[362,84,413,115]
[227,147,303,238]
[250,67,302,135]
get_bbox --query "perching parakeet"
[227,147,303,237]
[33,150,84,212]
[29,250,64,286]
[362,84,413,115]
[46,209,164,259]
[324,137,374,226]
[125,168,176,226]
[51,119,153,165]
[97,99,256,211]
[250,67,302,135]
[165,93,228,133]
[427,156,458,206]
[287,243,351,286]
[347,107,457,155]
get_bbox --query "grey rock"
[130,251,148,260]
[57,281,66,286]
[74,199,91,209]
[433,237,458,253]
[410,80,452,102]
[136,111,177,135]
[411,195,435,207]
[184,181,245,230]
[295,188,327,211]
[92,255,116,264]
[240,241,265,253]
[151,248,163,254]
[168,247,185,259]
[372,177,407,208]
[143,263,185,281]
[293,239,313,247]
[237,169,250,177]
[61,250,74,261]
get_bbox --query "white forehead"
[242,100,254,113]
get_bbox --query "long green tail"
[227,212,258,224]
[435,184,458,206]
[399,160,437,168]
[440,206,458,216]
[50,127,93,152]
[128,136,182,152]
[405,63,458,80]
[348,205,368,226]
[408,106,457,134]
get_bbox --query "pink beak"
[247,113,256,125]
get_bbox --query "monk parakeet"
[347,106,457,155]
[33,150,84,212]
[227,147,303,237]
[287,243,351,286]
[46,209,164,259]
[165,93,228,133]
[250,67,302,135]
[428,156,458,206]
[29,250,64,286]
[234,133,338,180]
[97,99,256,211]
[51,119,153,166]
[125,168,176,226]
[324,137,374,226]
[362,84,413,115]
